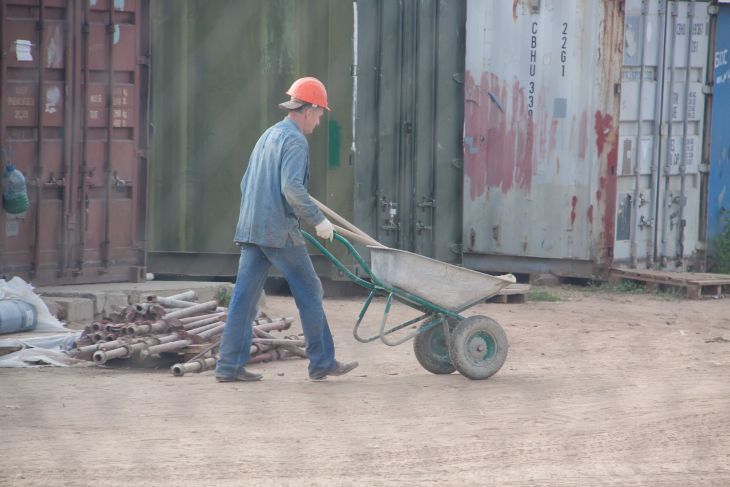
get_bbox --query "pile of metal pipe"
[67,289,305,372]
[169,316,306,377]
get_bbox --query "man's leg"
[262,244,335,377]
[215,244,271,379]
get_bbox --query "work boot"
[309,360,359,381]
[215,369,263,382]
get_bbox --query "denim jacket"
[234,117,326,248]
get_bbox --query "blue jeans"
[215,243,336,378]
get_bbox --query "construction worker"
[215,76,359,382]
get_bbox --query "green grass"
[528,289,560,302]
[584,279,684,300]
[709,215,730,274]
[216,287,232,307]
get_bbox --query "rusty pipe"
[171,357,217,377]
[252,338,305,347]
[164,300,218,319]
[179,312,225,324]
[146,290,196,303]
[93,341,147,364]
[254,328,308,359]
[253,317,294,333]
[182,315,225,331]
[150,297,197,308]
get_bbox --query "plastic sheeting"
[0,332,84,367]
[0,277,67,332]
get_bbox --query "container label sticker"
[14,40,32,62]
[5,219,20,237]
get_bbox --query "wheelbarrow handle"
[301,230,378,289]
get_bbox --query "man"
[215,76,358,382]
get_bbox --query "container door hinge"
[138,55,150,66]
[451,158,463,169]
[702,84,713,95]
[350,64,358,76]
[449,242,463,255]
[708,4,719,16]
[452,73,464,84]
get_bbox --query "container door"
[354,0,465,263]
[0,0,149,285]
[461,0,624,277]
[707,4,730,243]
[616,0,711,270]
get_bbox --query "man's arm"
[280,139,326,227]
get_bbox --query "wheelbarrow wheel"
[449,315,508,380]
[413,318,456,375]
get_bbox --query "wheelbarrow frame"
[302,230,482,347]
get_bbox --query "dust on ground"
[1,286,729,486]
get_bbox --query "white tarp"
[0,332,84,367]
[0,276,68,332]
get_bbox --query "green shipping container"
[148,0,466,282]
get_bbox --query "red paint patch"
[578,111,588,160]
[549,120,559,154]
[570,196,578,226]
[464,71,536,198]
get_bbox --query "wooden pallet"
[609,267,730,299]
[487,283,531,303]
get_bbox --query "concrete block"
[96,293,130,318]
[42,297,95,324]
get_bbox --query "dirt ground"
[1,286,729,486]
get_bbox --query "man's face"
[302,107,324,135]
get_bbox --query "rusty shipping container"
[0,0,149,284]
[462,0,715,277]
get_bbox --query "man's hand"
[315,219,334,241]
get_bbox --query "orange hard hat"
[279,76,331,111]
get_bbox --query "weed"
[709,215,730,274]
[216,287,232,307]
[529,289,560,302]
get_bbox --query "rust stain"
[464,71,536,198]
[594,110,613,156]
[578,111,588,159]
[587,205,594,225]
[570,196,578,226]
[549,119,559,154]
[513,0,519,21]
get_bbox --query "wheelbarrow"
[302,230,513,380]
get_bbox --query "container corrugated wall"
[708,3,730,244]
[353,0,465,264]
[1,0,150,284]
[148,0,466,280]
[462,0,714,277]
[147,0,354,279]
[615,0,712,270]
[462,0,624,277]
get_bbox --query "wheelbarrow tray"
[368,247,513,312]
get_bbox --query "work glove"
[315,218,334,241]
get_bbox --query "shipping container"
[0,0,150,284]
[462,0,715,278]
[147,0,466,281]
[615,0,712,270]
[462,0,624,277]
[147,0,354,280]
[708,2,730,243]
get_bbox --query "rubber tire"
[448,315,508,380]
[413,318,456,375]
